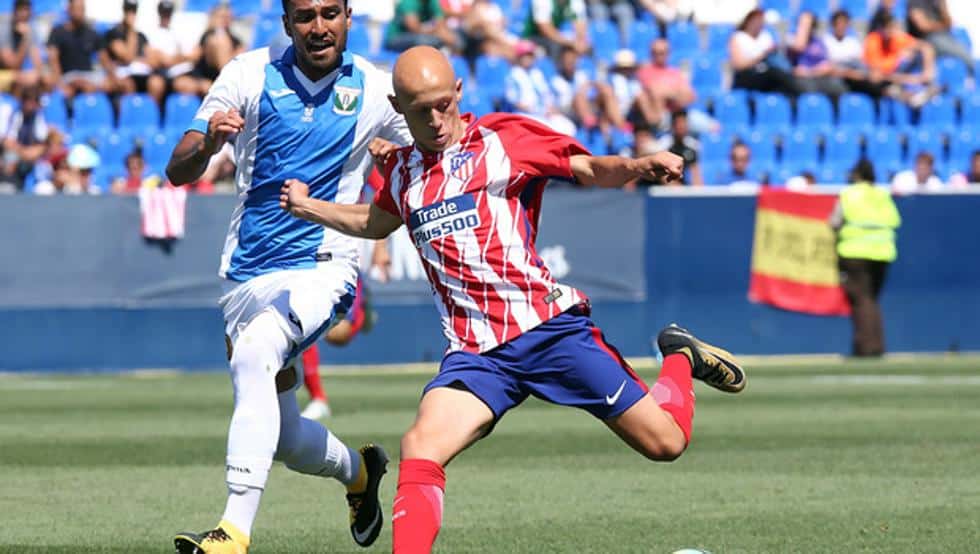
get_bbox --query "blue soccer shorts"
[424,305,649,423]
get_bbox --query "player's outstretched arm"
[280,179,403,240]
[166,109,244,185]
[569,151,684,188]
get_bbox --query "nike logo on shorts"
[606,380,627,405]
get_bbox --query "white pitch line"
[807,375,980,385]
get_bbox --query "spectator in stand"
[892,151,943,192]
[523,0,590,58]
[649,109,702,186]
[385,0,461,53]
[869,0,896,33]
[608,49,663,145]
[112,148,153,194]
[1,85,49,190]
[715,141,760,186]
[550,45,627,140]
[949,150,980,187]
[864,12,939,107]
[35,143,100,195]
[505,40,576,136]
[906,0,973,73]
[47,0,108,98]
[104,0,165,104]
[728,8,802,96]
[636,0,694,36]
[587,0,635,41]
[788,11,848,98]
[637,38,719,135]
[0,0,46,91]
[146,0,200,97]
[823,9,889,98]
[189,1,244,95]
[459,0,517,59]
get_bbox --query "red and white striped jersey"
[374,113,590,353]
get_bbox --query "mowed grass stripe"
[0,359,977,552]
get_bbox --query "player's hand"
[636,151,684,184]
[370,241,392,283]
[280,179,310,218]
[206,109,244,152]
[369,138,398,171]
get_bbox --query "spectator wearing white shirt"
[504,40,576,135]
[729,8,801,95]
[523,0,590,58]
[892,151,944,193]
[608,49,662,146]
[145,0,200,97]
[550,45,626,134]
[2,85,48,190]
[823,9,889,98]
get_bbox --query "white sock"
[276,390,360,484]
[224,311,290,531]
[221,484,262,537]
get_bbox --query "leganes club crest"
[333,85,361,115]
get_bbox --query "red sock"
[651,353,695,444]
[301,345,326,402]
[392,459,446,554]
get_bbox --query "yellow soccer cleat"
[174,520,249,554]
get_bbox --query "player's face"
[283,0,350,79]
[395,79,464,153]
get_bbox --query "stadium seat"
[817,163,849,184]
[948,128,979,170]
[449,55,471,84]
[836,93,876,130]
[760,0,792,21]
[745,129,777,166]
[713,93,751,130]
[918,94,957,133]
[824,129,862,169]
[795,92,833,132]
[163,94,201,135]
[797,0,830,18]
[706,24,734,53]
[474,55,511,104]
[96,131,135,182]
[752,93,792,132]
[952,26,973,54]
[183,0,215,12]
[782,129,820,166]
[460,90,492,117]
[231,0,267,14]
[119,93,161,136]
[878,97,912,129]
[41,90,69,131]
[665,22,699,59]
[31,0,61,16]
[961,92,980,129]
[627,21,660,62]
[906,128,945,163]
[347,24,373,57]
[691,58,723,97]
[590,20,621,63]
[700,132,731,164]
[252,16,288,50]
[143,132,180,176]
[937,58,969,96]
[71,92,114,138]
[866,128,903,169]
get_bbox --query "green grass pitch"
[1,357,978,553]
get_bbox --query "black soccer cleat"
[346,443,389,547]
[658,324,746,393]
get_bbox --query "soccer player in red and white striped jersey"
[280,46,746,553]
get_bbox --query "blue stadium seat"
[745,129,777,166]
[713,93,750,130]
[752,93,792,132]
[760,0,792,20]
[952,26,973,54]
[837,93,876,130]
[782,129,820,166]
[449,55,471,83]
[919,94,957,133]
[119,93,161,135]
[474,55,511,103]
[41,90,69,131]
[536,56,557,80]
[706,24,734,53]
[184,0,215,12]
[937,58,969,96]
[665,22,699,59]
[817,163,849,184]
[700,133,731,164]
[627,21,659,62]
[906,128,945,163]
[163,94,201,135]
[878,97,912,129]
[252,16,288,49]
[691,58,723,97]
[795,92,833,132]
[866,128,903,168]
[824,129,862,169]
[948,128,979,170]
[96,131,135,181]
[71,92,113,137]
[797,0,831,18]
[961,92,980,129]
[31,0,61,16]
[231,0,267,13]
[143,132,180,176]
[460,90,492,117]
[347,24,373,57]
[590,20,621,63]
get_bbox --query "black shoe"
[346,443,389,547]
[657,324,746,393]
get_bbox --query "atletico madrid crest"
[450,151,475,181]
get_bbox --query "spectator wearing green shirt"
[523,0,590,57]
[385,0,460,53]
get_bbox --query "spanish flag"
[749,189,850,316]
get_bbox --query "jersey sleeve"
[486,113,590,195]
[372,156,402,218]
[187,55,246,135]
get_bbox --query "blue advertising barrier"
[1,189,977,370]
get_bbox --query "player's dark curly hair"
[282,0,347,13]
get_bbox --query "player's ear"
[388,94,403,114]
[455,78,463,102]
[281,14,292,39]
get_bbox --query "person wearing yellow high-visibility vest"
[829,159,902,357]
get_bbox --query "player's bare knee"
[634,432,686,462]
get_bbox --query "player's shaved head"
[389,46,465,153]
